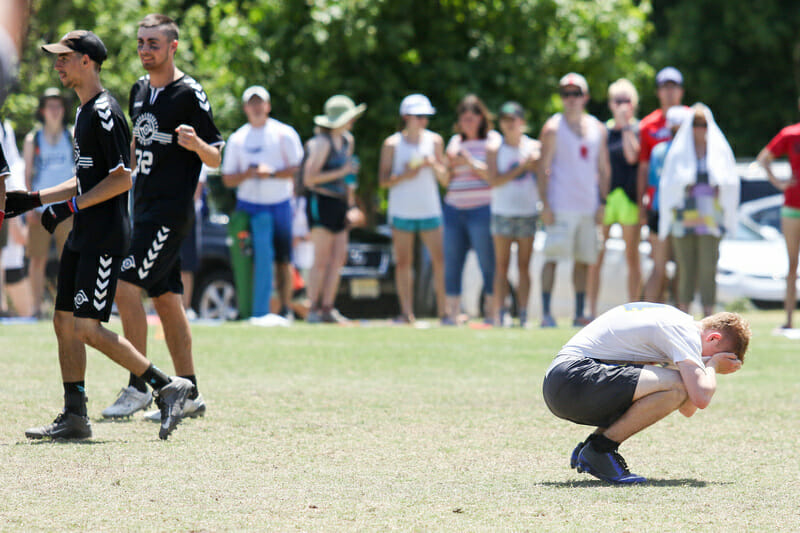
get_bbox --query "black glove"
[4,190,41,218]
[41,200,76,234]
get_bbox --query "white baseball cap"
[656,67,683,87]
[559,72,589,94]
[242,85,270,104]
[399,94,436,116]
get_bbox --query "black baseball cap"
[42,30,108,65]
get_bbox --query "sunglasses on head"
[613,97,631,105]
[458,104,482,115]
[560,90,583,99]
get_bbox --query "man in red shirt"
[639,67,684,302]
[757,109,800,329]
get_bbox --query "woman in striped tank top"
[443,94,501,324]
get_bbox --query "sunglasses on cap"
[560,89,583,99]
[458,104,482,115]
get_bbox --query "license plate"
[350,278,380,299]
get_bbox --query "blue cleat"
[577,445,646,484]
[570,441,585,469]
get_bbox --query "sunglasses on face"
[613,98,631,105]
[560,90,583,99]
[458,105,482,115]
[693,121,707,128]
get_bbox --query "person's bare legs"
[5,278,33,317]
[419,227,446,319]
[153,291,194,376]
[573,261,589,318]
[53,310,88,382]
[516,235,534,323]
[622,223,642,302]
[492,234,513,324]
[275,262,293,313]
[587,225,611,318]
[320,230,348,310]
[115,280,148,356]
[603,365,688,444]
[307,227,334,311]
[541,260,557,322]
[644,235,669,302]
[392,228,415,320]
[180,271,193,310]
[781,217,800,328]
[29,255,47,316]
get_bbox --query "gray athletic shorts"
[542,354,642,427]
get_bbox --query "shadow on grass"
[19,438,114,446]
[539,478,733,488]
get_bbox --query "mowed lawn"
[1,310,798,531]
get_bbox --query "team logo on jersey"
[74,290,88,308]
[134,112,173,146]
[121,255,135,272]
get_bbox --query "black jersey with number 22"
[67,90,131,255]
[129,74,222,234]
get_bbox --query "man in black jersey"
[6,30,193,440]
[0,144,8,230]
[101,15,223,420]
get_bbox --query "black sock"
[584,433,599,445]
[63,381,87,416]
[140,364,171,391]
[575,292,586,319]
[590,434,619,453]
[128,372,148,393]
[179,375,198,399]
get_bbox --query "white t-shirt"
[387,130,442,219]
[491,134,540,216]
[556,303,704,368]
[222,118,303,205]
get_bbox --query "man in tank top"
[537,73,610,328]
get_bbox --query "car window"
[732,222,763,241]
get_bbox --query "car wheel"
[194,269,238,320]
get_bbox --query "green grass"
[1,311,798,531]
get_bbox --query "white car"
[717,194,798,308]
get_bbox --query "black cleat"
[576,444,646,484]
[25,412,92,440]
[154,377,194,440]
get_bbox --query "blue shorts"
[391,216,442,233]
[236,199,293,263]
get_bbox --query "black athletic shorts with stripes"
[55,247,122,322]
[119,222,185,297]
[542,354,643,428]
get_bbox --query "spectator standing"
[303,95,366,323]
[378,94,448,323]
[443,94,500,324]
[0,118,23,315]
[222,86,304,319]
[587,79,641,318]
[1,152,33,318]
[486,101,541,327]
[640,67,685,303]
[757,99,800,329]
[659,104,739,315]
[538,73,610,327]
[23,88,74,317]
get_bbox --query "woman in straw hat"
[302,95,366,323]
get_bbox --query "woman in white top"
[379,94,448,323]
[486,102,541,327]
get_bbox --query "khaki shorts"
[542,211,599,263]
[26,212,72,259]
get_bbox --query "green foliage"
[5,0,651,219]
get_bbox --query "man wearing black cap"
[5,30,193,441]
[639,67,685,304]
[102,14,223,422]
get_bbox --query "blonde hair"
[700,312,752,362]
[608,78,639,109]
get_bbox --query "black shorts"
[55,247,122,322]
[306,192,348,233]
[542,355,642,428]
[119,222,184,297]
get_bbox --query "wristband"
[68,197,80,213]
[0,209,5,229]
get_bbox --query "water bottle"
[344,155,359,187]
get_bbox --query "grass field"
[1,310,799,531]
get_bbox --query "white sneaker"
[144,392,206,422]
[101,386,153,418]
